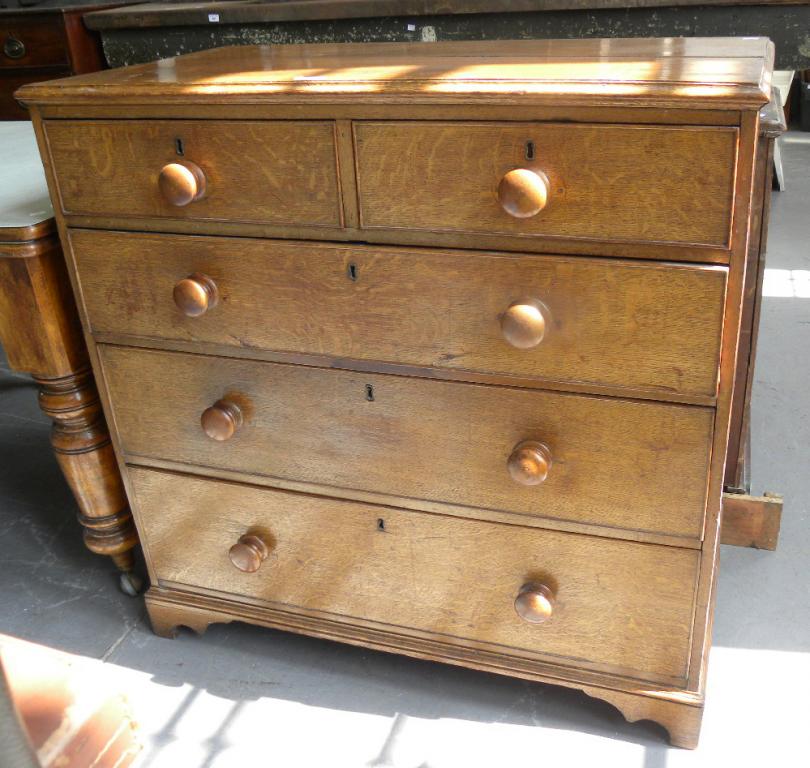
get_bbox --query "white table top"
[0,122,54,231]
[772,70,795,108]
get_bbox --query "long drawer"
[100,345,714,539]
[354,121,737,248]
[44,120,342,227]
[71,229,726,399]
[130,466,699,683]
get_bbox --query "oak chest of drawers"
[17,37,774,748]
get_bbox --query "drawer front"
[131,467,698,683]
[73,230,725,398]
[44,120,342,226]
[355,122,737,248]
[2,70,70,120]
[1,15,67,69]
[100,346,713,538]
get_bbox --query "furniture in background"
[18,37,773,747]
[0,122,139,593]
[0,3,109,119]
[84,0,810,70]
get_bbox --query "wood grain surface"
[44,119,342,226]
[99,345,714,539]
[0,227,137,576]
[130,466,699,683]
[19,36,774,747]
[0,237,85,377]
[726,111,780,490]
[680,110,758,701]
[71,229,726,399]
[355,122,737,247]
[721,493,782,550]
[16,38,773,110]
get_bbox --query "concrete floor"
[1,134,808,768]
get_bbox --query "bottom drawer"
[130,467,699,684]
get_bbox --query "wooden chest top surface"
[17,37,773,109]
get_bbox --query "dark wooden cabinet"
[0,5,108,119]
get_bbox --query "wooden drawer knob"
[201,399,243,441]
[229,533,271,573]
[159,161,206,206]
[501,299,550,349]
[174,273,218,317]
[514,582,555,624]
[508,441,552,485]
[497,169,549,218]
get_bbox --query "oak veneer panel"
[18,37,775,748]
[100,346,713,538]
[44,120,341,227]
[130,466,698,683]
[72,229,726,399]
[16,39,773,110]
[355,122,737,248]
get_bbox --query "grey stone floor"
[1,135,808,767]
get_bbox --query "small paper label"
[406,23,416,31]
[208,13,220,22]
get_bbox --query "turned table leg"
[0,228,140,592]
[37,368,139,578]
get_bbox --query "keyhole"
[175,138,185,156]
[365,384,375,402]
[347,262,358,282]
[377,518,386,531]
[525,141,535,161]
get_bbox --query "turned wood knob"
[508,441,552,486]
[501,299,550,349]
[498,169,549,218]
[514,582,555,624]
[158,160,206,206]
[173,273,218,317]
[201,399,243,441]
[229,534,271,573]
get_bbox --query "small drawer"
[1,15,68,69]
[100,346,714,539]
[354,121,737,250]
[131,467,698,683]
[71,229,726,399]
[44,120,342,227]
